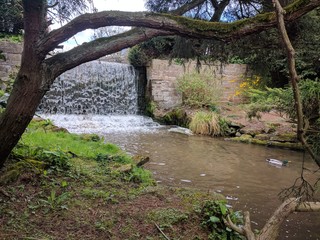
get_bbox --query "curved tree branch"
[38,0,320,55]
[43,28,171,81]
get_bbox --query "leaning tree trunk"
[0,0,49,168]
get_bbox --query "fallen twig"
[154,222,170,240]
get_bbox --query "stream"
[41,114,320,240]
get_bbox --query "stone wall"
[0,41,22,90]
[146,59,248,109]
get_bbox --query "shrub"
[176,70,222,108]
[243,79,320,155]
[128,46,149,66]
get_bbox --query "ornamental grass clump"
[177,70,221,108]
[189,111,221,136]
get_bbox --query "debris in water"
[181,179,192,183]
[149,162,166,166]
[200,173,206,177]
[226,196,238,201]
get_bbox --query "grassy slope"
[0,119,235,240]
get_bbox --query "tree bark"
[273,0,320,167]
[38,0,320,54]
[226,198,320,240]
[0,0,49,168]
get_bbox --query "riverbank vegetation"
[0,119,246,239]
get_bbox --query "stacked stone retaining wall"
[146,59,248,109]
[0,41,22,90]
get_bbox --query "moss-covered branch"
[39,0,320,54]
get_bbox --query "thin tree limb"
[154,222,171,240]
[273,0,320,167]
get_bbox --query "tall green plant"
[177,70,222,108]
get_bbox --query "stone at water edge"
[133,155,150,167]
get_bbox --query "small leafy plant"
[39,190,70,212]
[200,200,244,240]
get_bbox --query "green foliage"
[126,166,154,185]
[0,0,23,34]
[244,79,320,122]
[12,144,71,170]
[19,120,121,159]
[148,208,188,229]
[96,153,132,165]
[146,100,157,117]
[0,33,23,42]
[200,200,244,240]
[243,79,320,155]
[128,46,150,66]
[189,111,221,136]
[177,70,221,108]
[162,108,189,127]
[80,133,101,142]
[38,190,70,212]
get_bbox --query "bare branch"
[224,215,245,235]
[171,0,206,15]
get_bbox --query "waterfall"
[38,61,139,115]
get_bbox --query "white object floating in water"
[168,126,193,135]
[216,189,222,193]
[226,196,239,201]
[226,204,232,208]
[266,158,289,166]
[156,180,162,183]
[181,179,192,183]
[149,162,166,166]
[200,173,206,177]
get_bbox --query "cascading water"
[38,61,138,115]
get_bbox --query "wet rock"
[168,126,193,136]
[255,134,270,141]
[235,132,242,137]
[239,126,263,136]
[133,155,150,167]
[240,134,253,139]
[229,121,244,129]
[270,133,297,143]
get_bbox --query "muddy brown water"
[42,114,320,239]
